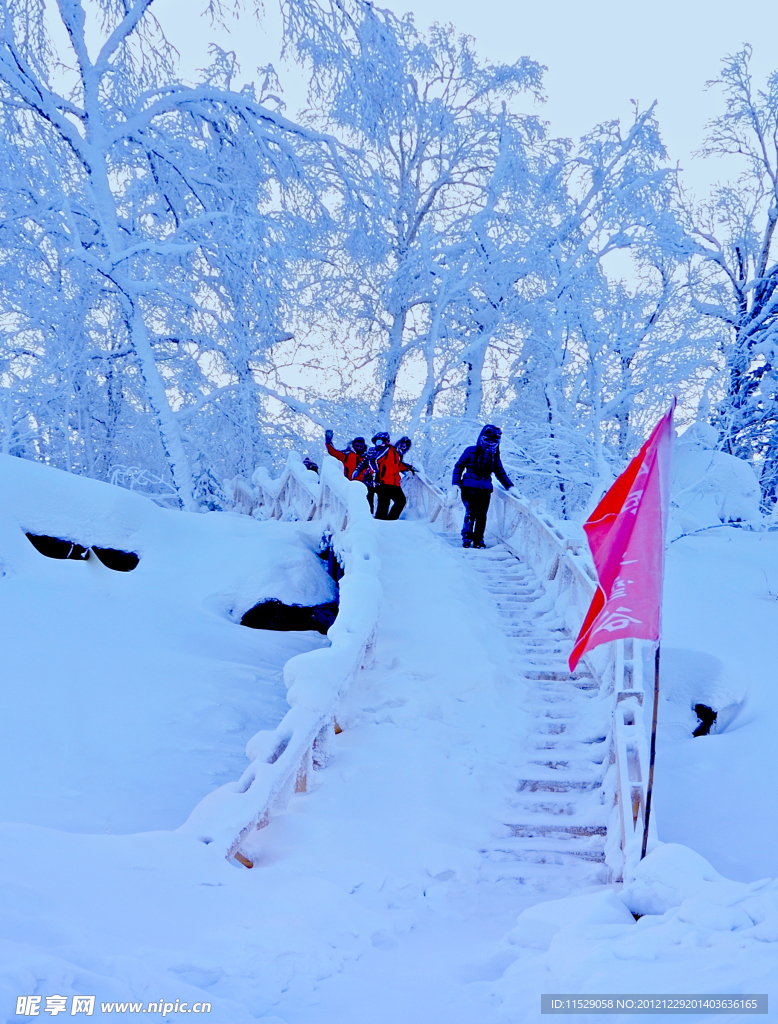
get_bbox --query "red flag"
[569,402,675,671]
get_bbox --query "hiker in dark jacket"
[452,425,513,548]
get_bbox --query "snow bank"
[671,422,761,536]
[0,454,335,835]
[506,890,635,950]
[179,456,382,860]
[491,844,777,1022]
[0,453,335,612]
[659,528,778,882]
[620,843,767,916]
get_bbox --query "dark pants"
[461,487,491,544]
[366,485,376,513]
[375,484,406,520]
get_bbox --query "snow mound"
[671,422,761,536]
[0,453,335,613]
[506,890,635,950]
[492,846,777,1022]
[620,843,767,916]
[0,454,333,835]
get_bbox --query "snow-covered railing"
[225,452,321,521]
[488,487,652,881]
[397,475,651,882]
[181,456,380,865]
[400,470,449,524]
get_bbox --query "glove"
[324,429,334,444]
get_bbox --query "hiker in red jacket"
[350,431,389,512]
[326,430,375,509]
[325,430,368,480]
[374,435,415,520]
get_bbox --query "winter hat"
[395,436,412,453]
[351,436,367,452]
[477,424,502,450]
[371,431,391,447]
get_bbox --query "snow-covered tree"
[282,0,545,429]
[0,0,338,506]
[682,47,778,505]
[0,0,722,519]
[417,105,701,513]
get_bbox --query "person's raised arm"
[325,429,347,464]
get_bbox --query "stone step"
[512,645,567,655]
[530,738,608,751]
[506,823,607,839]
[527,757,604,771]
[509,793,607,821]
[486,840,606,865]
[484,577,534,585]
[513,637,566,645]
[517,778,602,793]
[520,668,593,681]
[522,679,599,695]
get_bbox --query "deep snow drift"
[0,454,332,834]
[1,455,777,1022]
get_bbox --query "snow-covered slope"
[658,527,778,882]
[2,456,777,1022]
[0,455,332,834]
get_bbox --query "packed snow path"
[446,540,609,885]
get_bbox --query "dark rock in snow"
[693,703,718,737]
[26,533,90,560]
[92,546,140,572]
[240,598,338,635]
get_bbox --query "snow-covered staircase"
[453,542,610,881]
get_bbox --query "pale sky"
[154,0,778,201]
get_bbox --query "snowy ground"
[1,456,778,1022]
[0,456,332,836]
[658,528,778,883]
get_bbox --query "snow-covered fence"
[489,488,653,881]
[400,471,450,524]
[181,456,380,864]
[225,453,321,521]
[396,475,652,882]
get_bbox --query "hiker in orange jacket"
[374,435,415,520]
[325,430,368,480]
[325,430,374,509]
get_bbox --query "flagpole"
[641,642,661,859]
